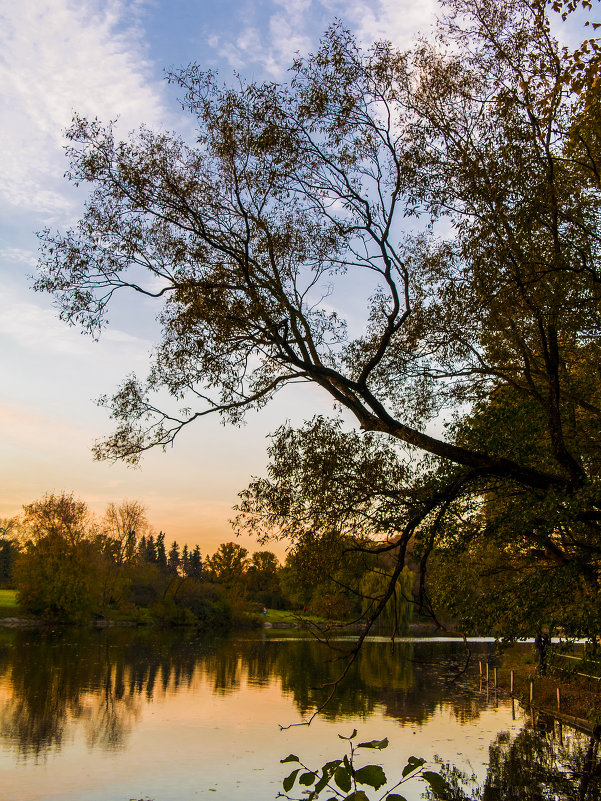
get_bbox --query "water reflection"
[431,721,601,800]
[0,629,495,761]
[485,722,601,800]
[1,629,598,800]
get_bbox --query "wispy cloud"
[0,247,37,269]
[208,0,314,78]
[323,0,438,48]
[207,0,436,80]
[0,282,151,359]
[0,0,167,220]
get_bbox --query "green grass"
[0,589,18,608]
[0,588,22,618]
[263,608,330,626]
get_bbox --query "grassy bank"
[0,589,22,618]
[482,644,601,728]
[262,608,330,626]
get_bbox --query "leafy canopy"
[36,0,601,636]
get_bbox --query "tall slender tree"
[167,541,181,574]
[155,533,168,572]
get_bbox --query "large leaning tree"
[37,0,601,640]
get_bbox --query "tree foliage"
[204,542,249,588]
[12,493,235,626]
[35,0,601,636]
[15,493,105,621]
[102,500,148,565]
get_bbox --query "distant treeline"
[0,493,280,626]
[1,492,413,628]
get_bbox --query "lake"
[0,627,598,800]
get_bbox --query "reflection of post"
[579,735,600,800]
[511,697,515,720]
[486,662,489,682]
[558,720,563,745]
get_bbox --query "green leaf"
[300,771,317,786]
[386,795,408,801]
[283,768,300,792]
[339,729,358,740]
[281,754,299,764]
[357,737,389,750]
[354,765,387,790]
[344,792,369,801]
[422,770,451,798]
[334,766,352,792]
[402,756,425,777]
[314,771,332,794]
[322,759,342,773]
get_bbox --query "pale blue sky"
[0,0,476,551]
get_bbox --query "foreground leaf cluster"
[280,731,449,801]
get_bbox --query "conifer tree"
[188,546,202,580]
[145,534,157,564]
[137,534,147,562]
[155,532,167,572]
[167,541,181,574]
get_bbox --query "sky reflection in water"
[0,629,591,801]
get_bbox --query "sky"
[0,0,445,556]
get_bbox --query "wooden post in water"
[530,680,534,704]
[510,670,514,694]
[486,662,489,682]
[479,661,483,677]
[494,667,498,688]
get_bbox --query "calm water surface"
[0,628,594,800]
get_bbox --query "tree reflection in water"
[429,721,601,800]
[0,629,494,762]
[0,628,599,798]
[0,629,143,759]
